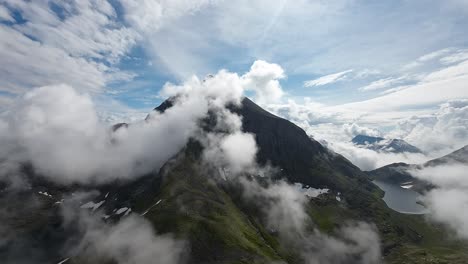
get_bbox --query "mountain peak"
[352,134,422,154]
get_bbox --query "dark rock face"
[152,96,378,204]
[229,98,370,192]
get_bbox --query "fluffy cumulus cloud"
[265,71,468,170]
[242,60,285,104]
[0,84,203,184]
[265,100,430,170]
[391,100,468,155]
[342,123,382,138]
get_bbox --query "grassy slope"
[139,152,284,264]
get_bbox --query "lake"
[373,180,427,214]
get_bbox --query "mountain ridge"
[352,134,422,154]
[1,97,467,263]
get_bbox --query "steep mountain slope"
[231,98,372,192]
[151,97,468,263]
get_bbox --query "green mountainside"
[1,98,467,264]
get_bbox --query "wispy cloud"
[0,0,138,94]
[304,69,353,87]
[0,5,13,21]
[358,76,408,91]
[439,49,468,65]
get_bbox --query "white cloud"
[0,0,137,94]
[326,141,428,171]
[266,95,467,170]
[120,0,213,34]
[61,204,185,264]
[119,0,216,78]
[403,48,454,70]
[7,0,136,63]
[265,100,433,170]
[409,164,468,239]
[0,82,207,184]
[0,25,107,94]
[354,69,381,79]
[0,60,284,185]
[411,165,468,189]
[423,59,468,82]
[341,67,468,112]
[390,100,468,154]
[200,109,259,175]
[1,83,201,183]
[440,49,468,65]
[239,178,381,263]
[220,132,257,173]
[419,48,454,62]
[359,76,408,91]
[424,188,468,240]
[0,5,13,21]
[342,123,381,138]
[242,60,285,104]
[304,69,353,87]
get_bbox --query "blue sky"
[0,0,468,151]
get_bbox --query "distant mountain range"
[1,98,467,263]
[352,135,422,154]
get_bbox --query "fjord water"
[374,180,427,214]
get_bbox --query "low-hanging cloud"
[0,60,284,185]
[409,164,468,239]
[265,101,432,170]
[238,177,381,264]
[0,59,383,263]
[63,209,186,264]
[0,84,204,184]
[327,141,428,171]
